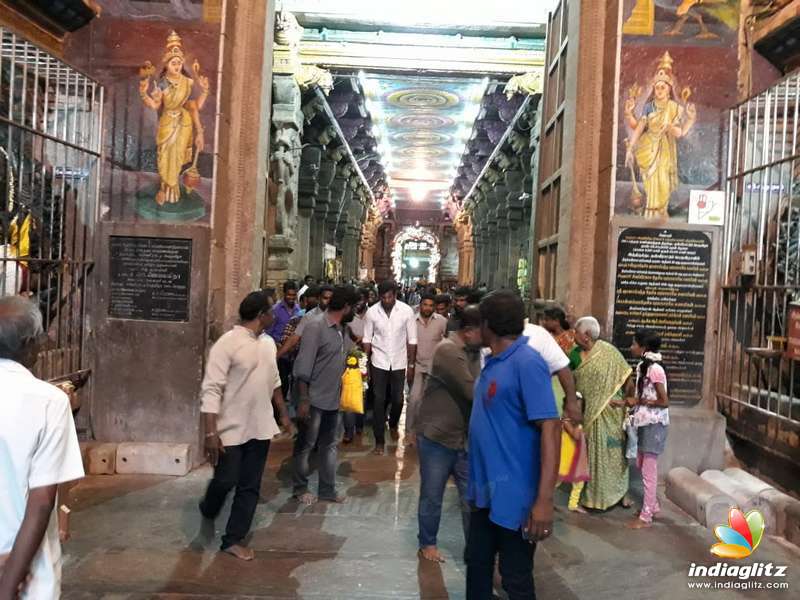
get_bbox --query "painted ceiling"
[359,73,487,214]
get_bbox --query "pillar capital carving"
[296,65,333,95]
[504,71,543,99]
[273,11,303,75]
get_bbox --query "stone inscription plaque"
[109,236,192,322]
[612,228,711,404]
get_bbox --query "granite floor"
[61,431,800,599]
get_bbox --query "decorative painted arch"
[392,226,441,283]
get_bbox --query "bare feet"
[418,546,446,563]
[625,518,652,529]
[319,494,347,504]
[371,445,384,455]
[569,505,588,514]
[293,492,317,506]
[223,544,255,560]
[620,494,633,509]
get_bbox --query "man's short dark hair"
[329,286,358,311]
[357,287,370,301]
[378,280,397,296]
[303,285,320,299]
[434,294,451,305]
[319,284,334,296]
[479,290,525,337]
[239,291,273,321]
[457,304,482,330]
[454,286,472,298]
[467,289,485,304]
[420,293,436,304]
[283,280,298,294]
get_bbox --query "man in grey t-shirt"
[292,286,357,505]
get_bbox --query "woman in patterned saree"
[569,317,632,510]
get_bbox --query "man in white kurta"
[0,296,84,599]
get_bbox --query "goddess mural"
[624,51,696,219]
[139,31,210,206]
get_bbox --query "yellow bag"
[340,356,364,414]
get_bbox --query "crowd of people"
[0,275,670,599]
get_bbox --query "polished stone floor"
[61,432,799,599]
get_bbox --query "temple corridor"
[2,2,800,599]
[59,431,800,599]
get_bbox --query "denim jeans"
[199,438,270,550]
[417,435,469,548]
[466,508,536,600]
[292,406,341,499]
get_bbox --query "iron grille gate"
[0,28,103,389]
[718,71,800,437]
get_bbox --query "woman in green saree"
[570,317,632,510]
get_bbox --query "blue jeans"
[417,435,469,547]
[292,406,341,499]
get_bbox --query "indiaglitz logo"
[711,508,765,559]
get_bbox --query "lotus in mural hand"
[137,30,209,221]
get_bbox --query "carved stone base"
[266,235,299,287]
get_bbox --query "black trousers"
[277,357,293,399]
[371,366,406,445]
[199,438,270,550]
[466,508,536,600]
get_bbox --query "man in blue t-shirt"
[466,290,561,600]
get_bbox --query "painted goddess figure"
[624,51,696,219]
[139,31,209,206]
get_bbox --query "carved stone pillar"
[309,157,335,279]
[296,145,322,278]
[494,183,510,289]
[326,173,348,246]
[266,74,303,286]
[505,169,526,290]
[485,201,500,290]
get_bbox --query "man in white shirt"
[406,293,447,445]
[522,321,582,424]
[0,296,84,599]
[199,291,293,561]
[363,280,417,454]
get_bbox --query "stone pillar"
[309,156,336,279]
[505,167,527,290]
[485,201,500,290]
[494,183,510,289]
[266,73,303,286]
[296,145,322,278]
[326,173,348,246]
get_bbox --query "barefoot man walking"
[199,291,293,561]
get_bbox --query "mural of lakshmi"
[623,51,696,219]
[136,30,211,221]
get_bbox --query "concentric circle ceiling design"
[397,146,448,158]
[387,114,456,130]
[360,73,488,211]
[386,89,461,109]
[393,131,453,146]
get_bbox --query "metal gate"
[718,71,800,464]
[0,28,103,385]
